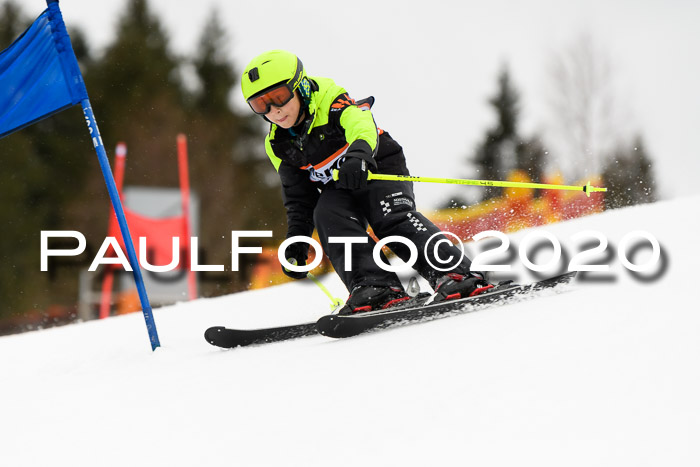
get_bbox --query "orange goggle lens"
[247,84,294,115]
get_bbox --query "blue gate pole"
[45,0,160,350]
[82,101,161,351]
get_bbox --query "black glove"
[336,156,368,190]
[281,242,308,280]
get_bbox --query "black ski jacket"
[264,76,409,239]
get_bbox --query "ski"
[204,294,430,349]
[204,322,318,349]
[316,271,577,339]
[205,271,576,349]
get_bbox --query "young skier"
[241,50,494,314]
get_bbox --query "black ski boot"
[338,285,411,315]
[428,272,494,304]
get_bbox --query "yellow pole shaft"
[365,172,607,197]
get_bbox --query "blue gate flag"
[0,7,88,138]
[0,0,161,351]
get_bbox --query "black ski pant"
[313,180,473,292]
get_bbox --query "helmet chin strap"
[293,91,307,126]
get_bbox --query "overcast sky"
[29,0,700,208]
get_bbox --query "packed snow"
[1,196,698,467]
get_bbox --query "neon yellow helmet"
[241,50,305,103]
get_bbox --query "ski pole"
[333,170,607,197]
[286,259,344,309]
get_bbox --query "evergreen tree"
[516,136,547,187]
[473,132,505,201]
[602,136,657,209]
[192,11,236,117]
[470,66,546,202]
[84,0,187,188]
[490,68,520,139]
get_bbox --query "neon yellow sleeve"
[339,104,378,152]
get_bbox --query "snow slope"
[1,197,699,467]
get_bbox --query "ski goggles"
[247,83,295,115]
